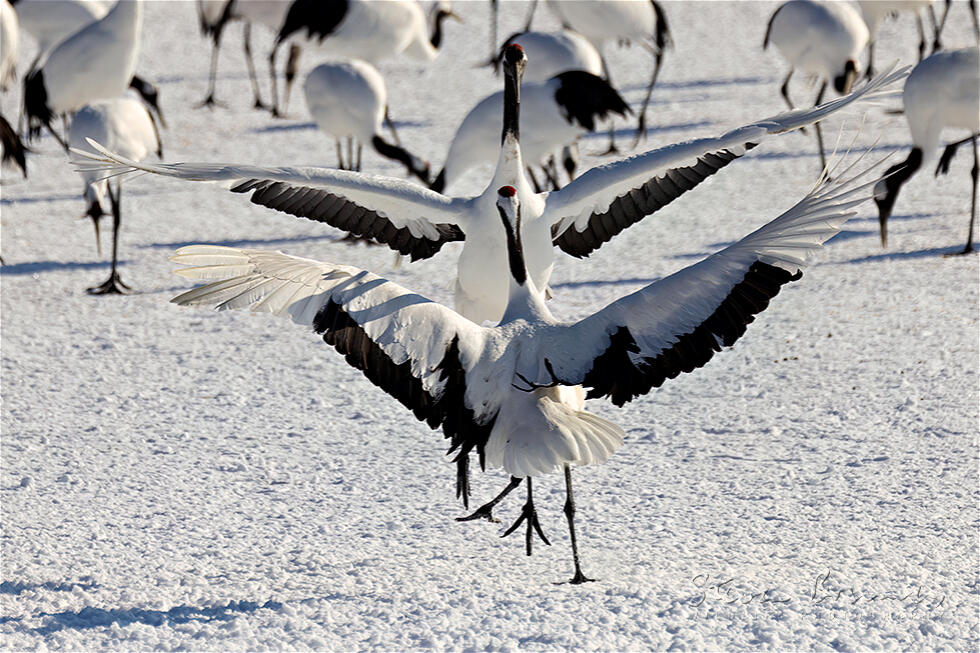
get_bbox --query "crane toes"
[631,116,648,150]
[196,94,227,110]
[944,245,977,257]
[566,569,596,585]
[86,272,130,295]
[501,499,550,556]
[455,504,500,523]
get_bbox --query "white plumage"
[24,0,143,147]
[430,69,628,194]
[13,0,110,58]
[873,47,979,253]
[541,0,672,147]
[765,0,870,170]
[268,0,456,116]
[80,50,907,325]
[69,95,160,294]
[196,0,291,108]
[1,0,18,91]
[496,29,602,82]
[857,0,944,77]
[303,60,429,183]
[167,156,883,583]
[766,0,869,83]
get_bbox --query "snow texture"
[2,1,978,650]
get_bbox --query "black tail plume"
[23,69,53,142]
[0,114,28,177]
[553,71,631,131]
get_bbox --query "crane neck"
[502,62,521,145]
[496,201,554,325]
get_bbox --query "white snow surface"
[2,1,978,650]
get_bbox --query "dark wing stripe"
[583,261,802,406]
[277,0,349,43]
[229,179,465,262]
[555,143,759,259]
[312,300,494,507]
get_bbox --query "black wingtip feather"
[312,302,495,505]
[230,178,464,261]
[584,262,802,406]
[555,145,750,258]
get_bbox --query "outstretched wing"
[544,66,908,258]
[537,155,882,406]
[76,141,468,261]
[170,246,490,505]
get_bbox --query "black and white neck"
[500,43,526,145]
[495,186,551,324]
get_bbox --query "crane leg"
[542,158,562,190]
[501,477,550,556]
[865,41,876,80]
[632,47,665,149]
[813,82,827,172]
[523,0,539,32]
[268,43,282,117]
[930,2,948,52]
[525,166,544,193]
[243,23,268,109]
[198,29,223,108]
[456,476,522,523]
[336,139,345,170]
[561,464,595,584]
[384,107,401,145]
[916,14,927,60]
[488,0,497,63]
[780,69,795,111]
[598,54,620,155]
[87,184,130,295]
[959,136,978,255]
[281,44,301,116]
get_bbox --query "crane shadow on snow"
[0,260,128,275]
[140,233,343,250]
[252,119,428,135]
[23,600,282,635]
[580,119,713,144]
[844,244,974,262]
[618,76,772,94]
[552,276,661,290]
[1,187,168,207]
[0,580,100,596]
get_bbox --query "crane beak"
[834,60,859,95]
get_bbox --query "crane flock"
[2,0,977,584]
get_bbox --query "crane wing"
[544,66,907,258]
[76,140,468,261]
[538,155,882,406]
[170,246,490,504]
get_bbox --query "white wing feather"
[76,140,470,233]
[544,65,908,234]
[171,246,486,401]
[542,152,885,391]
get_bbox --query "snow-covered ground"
[2,1,978,650]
